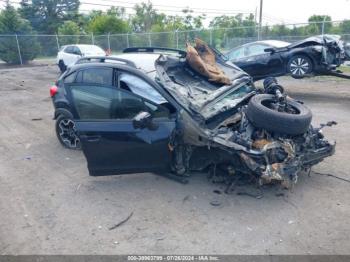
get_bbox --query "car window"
[245,44,268,57]
[227,47,245,60]
[75,68,113,86]
[65,46,74,54]
[118,72,167,105]
[71,85,170,120]
[64,72,77,83]
[72,46,81,55]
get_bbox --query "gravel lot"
[0,64,349,255]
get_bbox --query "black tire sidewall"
[58,60,66,73]
[246,94,312,135]
[287,54,313,78]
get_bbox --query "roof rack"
[75,56,136,68]
[123,47,187,58]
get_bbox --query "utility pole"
[258,0,263,40]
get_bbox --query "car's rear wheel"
[58,60,67,73]
[246,94,312,135]
[55,115,81,150]
[287,55,313,79]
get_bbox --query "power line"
[79,1,253,15]
[85,0,253,13]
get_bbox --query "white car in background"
[57,44,106,72]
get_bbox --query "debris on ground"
[210,199,222,206]
[237,191,263,199]
[182,195,190,203]
[108,212,134,230]
[312,171,350,183]
[31,118,42,121]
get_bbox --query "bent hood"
[155,54,252,119]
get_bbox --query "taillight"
[50,85,58,97]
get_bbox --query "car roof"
[113,53,161,73]
[256,40,290,47]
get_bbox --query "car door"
[64,46,81,67]
[67,67,176,176]
[232,43,284,79]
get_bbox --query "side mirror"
[132,111,158,130]
[264,47,276,54]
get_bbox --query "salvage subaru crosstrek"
[50,39,335,187]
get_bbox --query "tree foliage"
[87,12,129,35]
[0,4,40,64]
[58,20,81,45]
[19,0,80,34]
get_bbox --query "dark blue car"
[50,47,335,186]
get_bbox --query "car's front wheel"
[287,55,313,79]
[55,115,81,150]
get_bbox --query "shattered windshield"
[201,83,254,117]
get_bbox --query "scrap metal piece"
[186,38,231,85]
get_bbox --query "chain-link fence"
[1,20,350,65]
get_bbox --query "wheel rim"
[58,118,80,148]
[262,99,300,115]
[290,57,310,76]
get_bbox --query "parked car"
[56,44,106,73]
[226,35,349,80]
[50,44,335,186]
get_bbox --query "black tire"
[287,54,313,79]
[58,60,67,73]
[55,115,81,150]
[246,94,312,135]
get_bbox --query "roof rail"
[123,47,187,58]
[75,56,137,68]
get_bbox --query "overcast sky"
[145,0,350,24]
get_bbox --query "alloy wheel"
[57,118,81,149]
[289,57,310,76]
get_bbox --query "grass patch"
[339,65,350,73]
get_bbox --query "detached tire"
[246,94,312,135]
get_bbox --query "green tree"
[307,15,332,34]
[58,20,80,45]
[339,20,350,34]
[131,2,162,32]
[0,3,40,64]
[87,13,129,34]
[19,0,80,34]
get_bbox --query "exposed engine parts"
[170,77,335,189]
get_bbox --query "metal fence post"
[55,34,60,51]
[15,34,23,65]
[209,29,213,45]
[322,16,327,35]
[176,30,179,49]
[126,33,130,48]
[107,33,111,51]
[91,33,94,45]
[148,33,152,47]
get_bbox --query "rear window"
[79,45,104,54]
